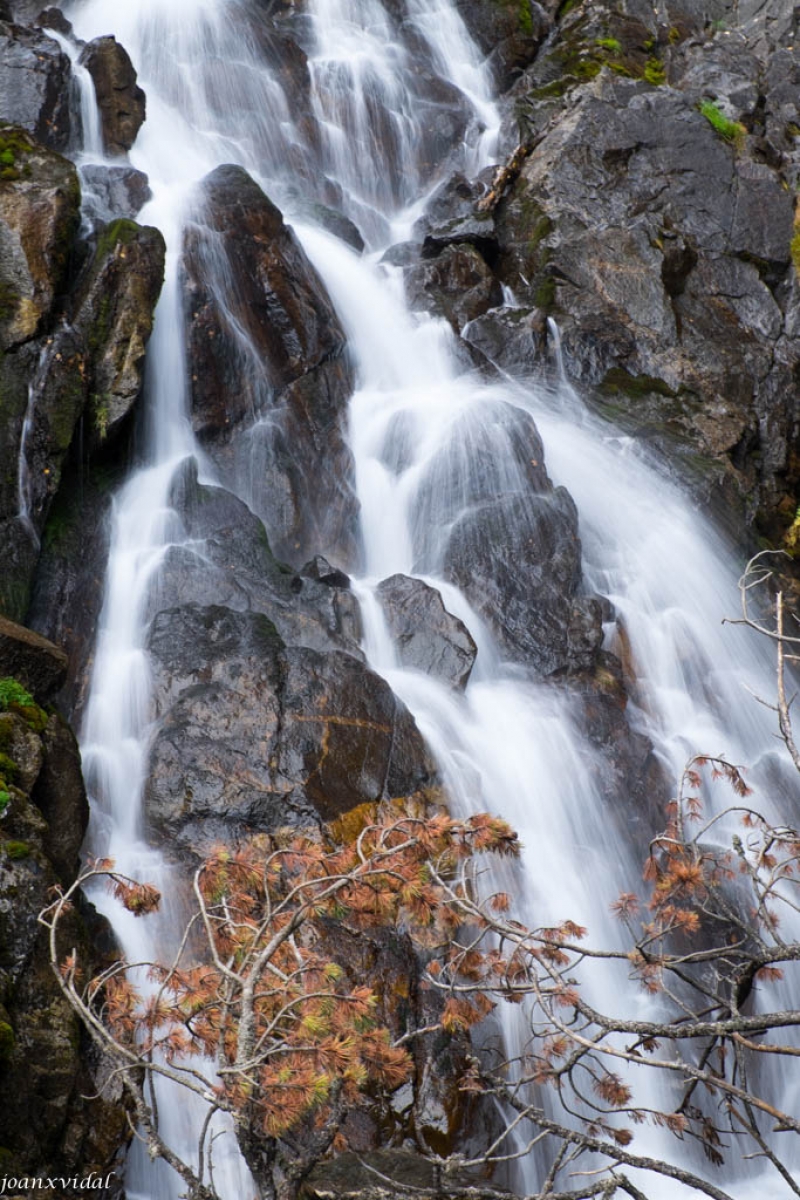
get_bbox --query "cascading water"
[61,0,798,1196]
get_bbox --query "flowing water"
[61,0,798,1196]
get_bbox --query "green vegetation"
[595,36,621,52]
[3,841,30,860]
[643,57,666,85]
[0,678,47,733]
[0,129,33,183]
[790,228,800,277]
[95,217,141,260]
[0,792,10,816]
[699,99,746,145]
[600,368,676,399]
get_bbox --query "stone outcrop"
[411,398,601,675]
[0,123,165,624]
[0,614,66,698]
[135,462,435,855]
[182,164,360,567]
[0,645,122,1184]
[0,20,74,151]
[79,35,146,156]
[376,574,477,689]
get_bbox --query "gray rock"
[404,243,502,332]
[376,574,477,689]
[183,165,359,567]
[0,615,66,699]
[79,36,146,156]
[80,164,152,223]
[145,605,436,852]
[0,25,74,151]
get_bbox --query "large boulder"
[375,574,477,690]
[68,218,165,445]
[78,36,146,156]
[145,604,436,853]
[0,125,80,351]
[411,398,600,675]
[0,22,74,152]
[182,164,359,566]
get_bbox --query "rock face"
[0,21,74,151]
[79,35,146,156]
[137,462,435,854]
[0,124,165,624]
[0,614,66,699]
[0,652,122,1184]
[182,164,359,567]
[376,574,477,689]
[410,399,601,675]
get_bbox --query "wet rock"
[496,18,800,525]
[28,460,118,718]
[0,125,80,350]
[31,710,89,881]
[300,554,351,589]
[416,172,498,261]
[34,8,73,37]
[376,574,477,689]
[444,488,595,674]
[0,215,164,624]
[183,164,359,566]
[0,24,74,152]
[461,304,546,375]
[0,684,110,1181]
[294,199,365,253]
[69,218,165,445]
[454,0,552,91]
[0,614,66,699]
[145,605,436,851]
[151,458,363,659]
[80,163,152,223]
[409,399,597,675]
[404,243,502,333]
[79,36,146,156]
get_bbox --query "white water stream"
[62,0,798,1196]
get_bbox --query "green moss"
[0,678,47,734]
[595,36,621,52]
[699,100,746,146]
[791,230,800,278]
[0,792,10,815]
[533,276,556,310]
[0,129,34,184]
[0,753,18,782]
[0,1020,14,1060]
[95,217,141,260]
[516,0,533,36]
[600,368,676,399]
[643,57,666,85]
[3,840,30,860]
[668,25,682,44]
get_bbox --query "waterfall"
[62,0,797,1197]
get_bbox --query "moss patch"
[699,100,746,146]
[600,368,676,399]
[0,129,34,184]
[0,679,47,734]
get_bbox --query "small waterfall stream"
[61,1,798,1196]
